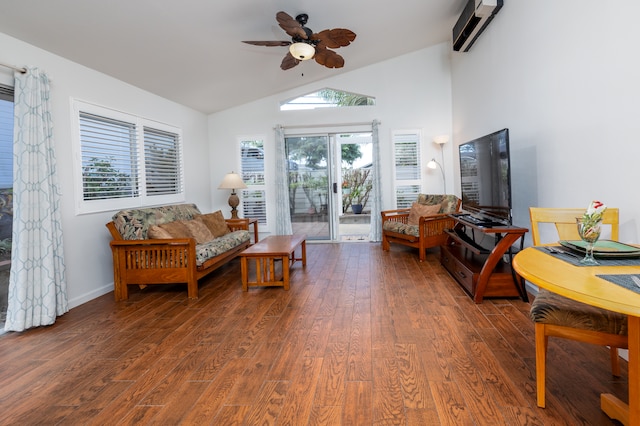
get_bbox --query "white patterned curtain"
[274,125,292,235]
[369,120,382,242]
[5,67,68,332]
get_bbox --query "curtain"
[5,67,68,332]
[274,125,292,235]
[369,120,382,242]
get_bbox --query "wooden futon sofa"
[106,203,252,301]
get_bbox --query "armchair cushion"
[383,221,420,237]
[530,289,627,335]
[408,203,441,225]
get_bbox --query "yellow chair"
[528,207,627,408]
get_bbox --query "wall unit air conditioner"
[452,0,503,52]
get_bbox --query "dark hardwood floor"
[0,243,627,425]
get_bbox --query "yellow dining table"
[513,247,640,426]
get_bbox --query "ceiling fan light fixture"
[246,12,355,70]
[289,42,315,60]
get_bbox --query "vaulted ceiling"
[0,0,465,114]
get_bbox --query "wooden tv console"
[440,214,528,303]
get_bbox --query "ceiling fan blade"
[242,40,291,47]
[314,48,345,69]
[281,52,300,70]
[313,29,356,49]
[276,11,307,39]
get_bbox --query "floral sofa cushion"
[112,203,202,240]
[195,230,251,266]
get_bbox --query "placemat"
[534,246,640,267]
[597,274,640,294]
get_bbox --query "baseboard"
[68,282,113,309]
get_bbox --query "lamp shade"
[218,172,247,190]
[427,159,439,169]
[289,42,315,60]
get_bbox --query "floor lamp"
[427,135,448,193]
[218,172,247,219]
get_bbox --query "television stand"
[453,213,505,228]
[441,215,528,303]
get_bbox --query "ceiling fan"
[242,11,356,70]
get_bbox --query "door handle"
[332,182,338,193]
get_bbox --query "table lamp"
[218,172,247,219]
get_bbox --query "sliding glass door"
[285,135,331,240]
[285,132,372,241]
[337,134,372,241]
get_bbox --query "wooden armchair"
[381,194,461,261]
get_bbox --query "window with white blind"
[239,139,267,225]
[72,100,184,214]
[144,127,182,195]
[392,130,422,209]
[0,85,14,189]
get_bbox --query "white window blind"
[79,112,139,200]
[73,100,184,214]
[393,131,422,208]
[396,185,422,209]
[239,140,267,224]
[144,127,182,195]
[241,189,267,224]
[0,85,14,188]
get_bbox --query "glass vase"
[576,218,602,265]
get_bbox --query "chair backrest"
[529,207,619,246]
[416,194,461,214]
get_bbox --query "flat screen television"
[458,128,512,225]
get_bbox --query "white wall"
[0,32,210,308]
[451,1,640,243]
[209,43,454,234]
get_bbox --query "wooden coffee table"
[239,234,306,291]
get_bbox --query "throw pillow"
[147,225,173,239]
[407,203,441,225]
[182,219,215,244]
[157,220,193,239]
[198,210,230,238]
